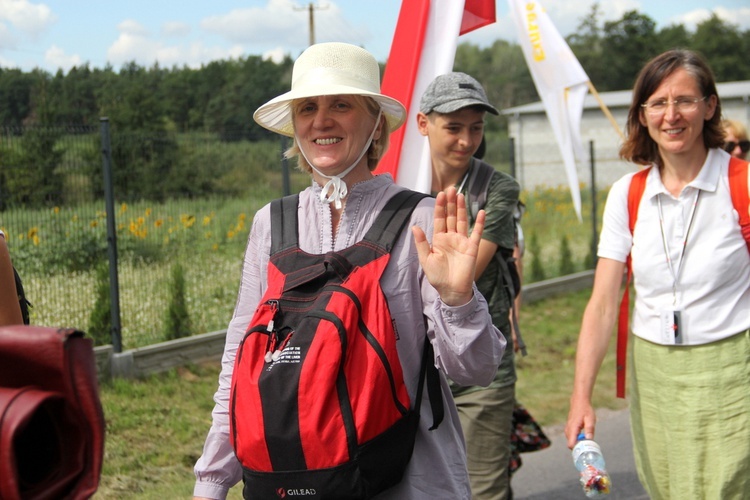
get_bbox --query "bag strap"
[270,190,428,253]
[12,267,31,325]
[270,194,301,254]
[616,167,650,399]
[728,156,750,252]
[466,158,495,222]
[363,190,429,250]
[467,158,527,356]
[363,189,443,429]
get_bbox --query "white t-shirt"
[598,148,750,345]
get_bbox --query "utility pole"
[294,2,328,46]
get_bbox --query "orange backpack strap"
[616,168,650,399]
[728,156,750,252]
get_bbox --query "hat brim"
[253,84,406,137]
[430,99,499,116]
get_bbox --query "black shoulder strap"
[466,159,528,356]
[364,190,428,251]
[13,267,31,325]
[270,194,300,254]
[466,158,495,220]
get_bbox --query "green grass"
[93,287,627,499]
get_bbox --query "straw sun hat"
[253,42,406,137]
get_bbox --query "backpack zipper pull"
[271,329,294,362]
[264,300,280,363]
[266,300,279,332]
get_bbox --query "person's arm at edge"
[510,242,523,350]
[564,257,625,449]
[0,232,23,326]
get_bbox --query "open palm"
[412,187,485,306]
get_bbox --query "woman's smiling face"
[293,95,381,177]
[639,67,717,159]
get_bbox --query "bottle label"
[572,440,602,462]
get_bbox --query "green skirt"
[629,330,750,500]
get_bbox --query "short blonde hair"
[722,118,748,142]
[285,95,391,173]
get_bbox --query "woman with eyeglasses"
[722,118,749,160]
[565,49,750,499]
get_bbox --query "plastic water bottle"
[572,433,612,497]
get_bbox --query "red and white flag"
[376,0,496,193]
[509,0,589,219]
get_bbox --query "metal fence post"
[509,136,516,179]
[100,118,123,353]
[589,140,598,266]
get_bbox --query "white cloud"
[117,19,150,37]
[44,44,81,72]
[106,19,247,69]
[199,0,372,57]
[200,0,303,45]
[162,21,190,38]
[0,0,56,37]
[663,6,750,32]
[0,20,17,49]
[262,47,289,64]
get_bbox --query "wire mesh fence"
[0,123,297,350]
[1,123,612,351]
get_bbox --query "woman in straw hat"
[193,42,505,499]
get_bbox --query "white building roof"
[502,80,750,115]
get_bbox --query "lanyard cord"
[656,188,701,305]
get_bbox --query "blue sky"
[1,0,749,74]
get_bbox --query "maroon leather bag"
[0,326,105,500]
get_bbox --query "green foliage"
[2,9,748,140]
[0,127,64,207]
[691,13,749,82]
[89,262,113,346]
[164,262,192,341]
[599,11,660,90]
[558,234,576,275]
[0,68,35,126]
[528,231,546,282]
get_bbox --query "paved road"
[511,408,649,499]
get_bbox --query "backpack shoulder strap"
[628,168,650,233]
[466,158,495,220]
[364,190,428,251]
[270,194,300,254]
[728,156,750,253]
[616,167,650,398]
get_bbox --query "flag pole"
[586,80,625,140]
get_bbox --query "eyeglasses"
[640,96,707,116]
[724,140,750,154]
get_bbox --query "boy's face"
[417,107,486,172]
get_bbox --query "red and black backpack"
[230,189,442,499]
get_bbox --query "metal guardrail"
[94,270,597,379]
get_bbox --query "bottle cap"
[577,432,586,442]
